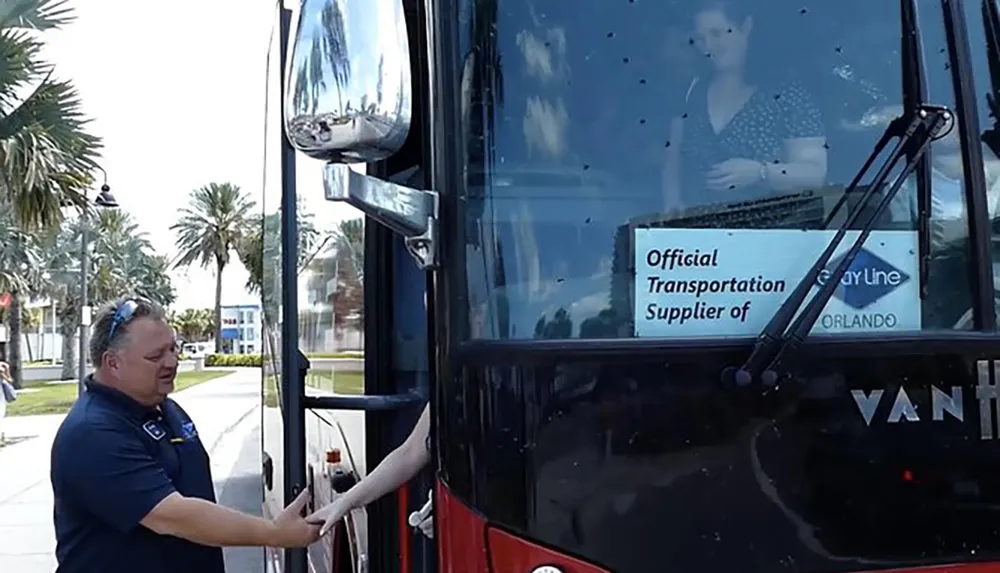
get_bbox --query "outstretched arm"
[308,403,431,534]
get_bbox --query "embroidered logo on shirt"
[142,420,166,441]
[181,420,198,439]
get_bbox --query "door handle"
[262,452,274,491]
[306,465,316,514]
[303,392,423,411]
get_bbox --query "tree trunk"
[59,301,78,380]
[8,290,22,390]
[215,259,224,350]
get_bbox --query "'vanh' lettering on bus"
[851,360,1000,440]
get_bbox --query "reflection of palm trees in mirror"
[377,56,384,108]
[292,0,352,116]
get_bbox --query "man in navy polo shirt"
[50,296,319,572]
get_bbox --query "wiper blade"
[725,104,953,388]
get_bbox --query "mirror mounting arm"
[323,163,439,269]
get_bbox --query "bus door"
[262,180,433,573]
[263,2,434,572]
[359,172,437,573]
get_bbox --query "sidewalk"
[0,369,261,573]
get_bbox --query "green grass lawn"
[263,370,364,409]
[7,370,230,417]
[305,352,364,359]
[305,370,364,394]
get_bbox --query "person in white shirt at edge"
[307,403,433,538]
[877,104,1000,328]
[884,104,1000,243]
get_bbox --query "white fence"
[16,332,69,364]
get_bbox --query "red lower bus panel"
[436,481,490,572]
[486,528,611,573]
[435,481,1000,573]
[878,567,1000,573]
[398,486,411,573]
[436,481,609,573]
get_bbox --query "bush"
[204,353,263,367]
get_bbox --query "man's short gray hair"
[89,296,168,367]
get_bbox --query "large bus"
[262,0,1000,571]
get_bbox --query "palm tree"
[290,0,351,116]
[170,307,214,344]
[333,218,363,281]
[19,305,40,362]
[0,200,42,388]
[1,0,103,228]
[1,0,103,386]
[235,200,320,296]
[38,210,175,379]
[171,182,256,346]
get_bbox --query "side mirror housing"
[283,0,439,269]
[284,0,412,163]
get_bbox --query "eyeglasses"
[108,299,139,340]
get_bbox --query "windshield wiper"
[725,104,953,388]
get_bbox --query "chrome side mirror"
[284,0,412,163]
[285,0,439,269]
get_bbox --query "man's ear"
[103,350,120,372]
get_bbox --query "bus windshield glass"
[456,0,1000,342]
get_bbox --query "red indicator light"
[902,469,914,482]
[326,448,342,464]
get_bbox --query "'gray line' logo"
[817,248,910,310]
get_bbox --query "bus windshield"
[437,1,1000,572]
[456,0,1000,342]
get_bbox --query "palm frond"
[0,0,74,32]
[0,78,101,228]
[0,28,47,112]
[0,0,102,231]
[1,77,100,161]
[170,182,257,270]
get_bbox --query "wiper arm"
[725,104,953,388]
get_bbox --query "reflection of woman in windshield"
[663,0,828,211]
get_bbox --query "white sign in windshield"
[633,228,921,337]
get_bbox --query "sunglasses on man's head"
[108,299,140,340]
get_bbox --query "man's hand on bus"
[306,496,351,537]
[272,489,323,547]
[139,489,320,548]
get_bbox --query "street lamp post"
[77,167,118,396]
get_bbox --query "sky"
[36,0,345,311]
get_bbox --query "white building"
[220,304,261,355]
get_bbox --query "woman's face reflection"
[693,9,752,74]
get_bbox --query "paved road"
[216,414,265,573]
[0,368,265,573]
